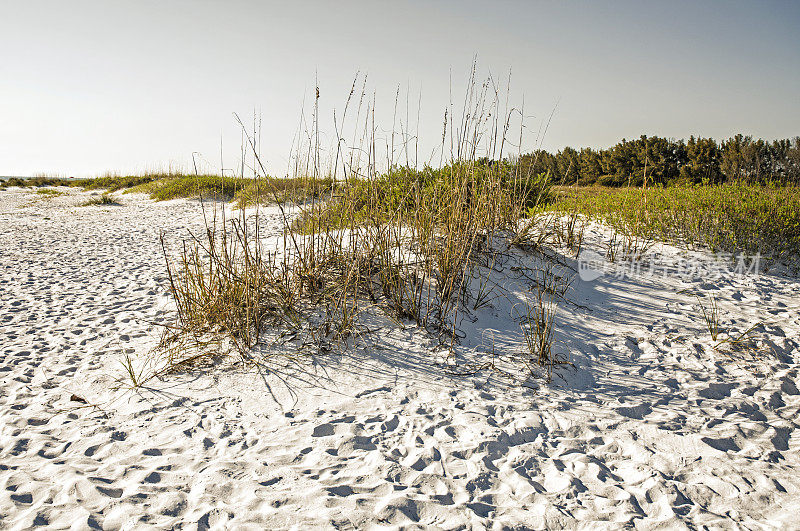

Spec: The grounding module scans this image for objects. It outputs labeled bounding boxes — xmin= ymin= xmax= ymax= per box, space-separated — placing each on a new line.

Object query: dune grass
xmin=0 ymin=176 xmax=73 ymax=189
xmin=153 ymin=69 xmax=798 ymax=386
xmin=2 ymin=172 xmax=331 ymax=206
xmin=126 ymin=174 xmax=247 ymax=200
xmin=123 ymin=173 xmax=335 ymax=205
xmin=548 ymin=183 xmax=800 ymax=261
xmin=35 ymin=188 xmax=65 ymax=197
xmin=81 ymin=174 xmax=163 ymax=192
xmin=46 ymin=66 xmax=784 ymax=387
xmin=293 ymin=163 xmax=550 ymax=232
xmin=0 ymin=173 xmax=160 ymax=191
xmin=154 ymin=70 xmax=569 ymax=385
xmin=82 ymin=193 xmax=121 ymax=206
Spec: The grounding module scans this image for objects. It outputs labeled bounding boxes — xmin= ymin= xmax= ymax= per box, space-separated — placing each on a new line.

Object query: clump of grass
xmin=157 ymin=67 xmax=567 ymax=384
xmin=515 ymin=266 xmax=571 ymax=382
xmin=552 ymin=210 xmax=586 ymax=257
xmin=82 ymin=193 xmax=120 ymax=206
xmin=117 ymin=352 xmax=147 ymax=389
xmin=691 ymin=292 xmax=764 ymax=355
xmin=287 ymin=162 xmax=552 ymax=339
xmin=697 ymin=294 xmax=721 ymax=342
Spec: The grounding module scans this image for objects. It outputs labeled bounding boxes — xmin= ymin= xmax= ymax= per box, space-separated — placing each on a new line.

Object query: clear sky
xmin=1 ymin=0 xmax=798 ymax=177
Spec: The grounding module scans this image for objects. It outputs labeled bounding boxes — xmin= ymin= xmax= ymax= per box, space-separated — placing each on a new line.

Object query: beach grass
xmin=154 ymin=69 xmax=569 ymax=383
xmin=35 ymin=188 xmax=65 ymax=197
xmin=548 ymin=183 xmax=800 ymax=260
xmin=122 ymin=173 xmax=334 ymax=205
xmin=7 ymin=73 xmax=793 ymax=386
xmin=149 ymin=64 xmax=800 ymax=385
xmin=82 ymin=193 xmax=121 ymax=206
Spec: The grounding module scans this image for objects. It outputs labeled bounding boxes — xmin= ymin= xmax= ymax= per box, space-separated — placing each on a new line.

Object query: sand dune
xmin=1 ymin=187 xmax=798 ymax=529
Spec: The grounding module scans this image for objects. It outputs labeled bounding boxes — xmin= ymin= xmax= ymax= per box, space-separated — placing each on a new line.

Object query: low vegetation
xmin=82 ymin=193 xmax=121 ymax=206
xmin=35 ymin=188 xmax=65 ymax=197
xmin=158 ymin=162 xmax=564 ymax=381
xmin=0 ymin=176 xmax=72 ymax=189
xmin=127 ymin=174 xmax=248 ymax=200
xmin=148 ymin=68 xmax=796 ymax=387
xmin=548 ymin=183 xmax=800 ymax=260
xmin=155 ymin=71 xmax=571 ymax=386
xmin=55 ymin=173 xmax=332 ymax=206
xmin=0 ymin=173 xmax=161 ymax=191
xmin=81 ymin=174 xmax=162 ymax=192
xmin=4 ymin=72 xmax=792 ymax=387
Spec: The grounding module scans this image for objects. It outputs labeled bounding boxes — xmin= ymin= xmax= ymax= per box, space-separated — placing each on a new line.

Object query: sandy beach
xmin=1 ymin=186 xmax=799 ymax=529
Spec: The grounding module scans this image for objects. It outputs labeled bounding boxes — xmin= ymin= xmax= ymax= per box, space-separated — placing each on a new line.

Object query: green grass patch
xmin=80 ymin=174 xmax=163 ymax=192
xmin=140 ymin=174 xmax=259 ymax=201
xmin=35 ymin=188 xmax=66 ymax=197
xmin=296 ymin=163 xmax=551 ymax=232
xmin=0 ymin=176 xmax=73 ymax=189
xmin=549 ymin=183 xmax=800 ymax=259
xmin=122 ymin=173 xmax=335 ymax=204
xmin=233 ymin=177 xmax=334 ymax=208
xmin=124 ymin=174 xmax=243 ymax=200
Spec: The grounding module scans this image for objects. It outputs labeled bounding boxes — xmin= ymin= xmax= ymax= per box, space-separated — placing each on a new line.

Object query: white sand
xmin=1 ymin=186 xmax=799 ymax=529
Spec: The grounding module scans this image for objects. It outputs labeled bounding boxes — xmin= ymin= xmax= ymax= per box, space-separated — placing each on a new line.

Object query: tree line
xmin=517 ymin=134 xmax=800 ymax=186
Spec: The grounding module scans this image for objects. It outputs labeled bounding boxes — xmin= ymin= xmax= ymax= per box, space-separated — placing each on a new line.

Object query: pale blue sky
xmin=1 ymin=0 xmax=798 ymax=176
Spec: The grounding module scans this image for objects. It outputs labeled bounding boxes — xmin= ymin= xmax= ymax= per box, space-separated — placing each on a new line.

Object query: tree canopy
xmin=518 ymin=135 xmax=800 ymax=186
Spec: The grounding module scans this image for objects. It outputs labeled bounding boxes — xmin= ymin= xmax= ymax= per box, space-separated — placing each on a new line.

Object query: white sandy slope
xmin=1 ymin=186 xmax=799 ymax=530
